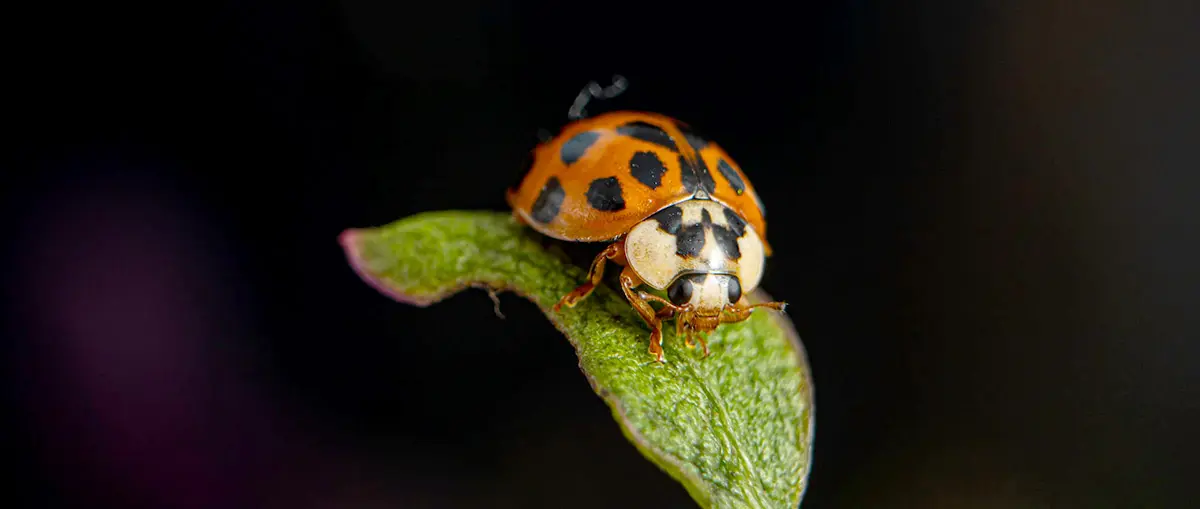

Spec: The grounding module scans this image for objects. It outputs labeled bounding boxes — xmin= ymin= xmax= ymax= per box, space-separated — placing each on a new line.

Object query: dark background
xmin=5 ymin=1 xmax=1198 ymax=508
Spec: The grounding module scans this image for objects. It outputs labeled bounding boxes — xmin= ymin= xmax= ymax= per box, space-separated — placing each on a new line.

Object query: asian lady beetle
xmin=507 ymin=77 xmax=785 ymax=363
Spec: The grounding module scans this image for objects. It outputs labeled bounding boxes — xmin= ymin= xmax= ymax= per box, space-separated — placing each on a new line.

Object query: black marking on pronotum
xmin=531 ymin=176 xmax=565 ymax=223
xmin=701 ymin=209 xmax=713 ymax=228
xmin=629 ymin=151 xmax=667 ymax=189
xmin=711 ymin=224 xmax=742 ymax=260
xmin=723 ymin=208 xmax=747 ymax=237
xmin=560 ymin=130 xmax=601 ymax=165
xmin=676 ymin=223 xmax=706 ymax=258
xmin=717 ymin=158 xmax=745 ymax=195
xmin=585 ymin=176 xmax=626 ymax=211
xmin=679 ymin=154 xmax=716 ymax=195
xmin=651 ymin=205 xmax=682 ymax=234
xmin=616 ymin=121 xmax=679 ymax=151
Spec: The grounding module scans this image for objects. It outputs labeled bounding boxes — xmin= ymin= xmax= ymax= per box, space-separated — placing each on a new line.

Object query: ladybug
xmin=507 ymin=77 xmax=785 ymax=363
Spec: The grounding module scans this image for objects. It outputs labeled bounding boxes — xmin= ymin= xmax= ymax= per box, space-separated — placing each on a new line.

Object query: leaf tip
xmin=337 ymin=227 xmax=362 ymax=251
xmin=338 ymin=227 xmax=432 ymax=307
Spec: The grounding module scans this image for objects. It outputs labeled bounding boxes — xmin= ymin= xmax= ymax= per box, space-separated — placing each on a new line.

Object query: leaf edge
xmin=337 ymin=222 xmax=815 ymax=509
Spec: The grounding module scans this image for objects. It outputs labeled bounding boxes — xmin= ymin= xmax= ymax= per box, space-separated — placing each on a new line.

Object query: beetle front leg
xmin=640 ymin=291 xmax=698 ymax=349
xmin=621 ymin=267 xmax=667 ymax=363
xmin=553 ymin=241 xmax=625 ymax=312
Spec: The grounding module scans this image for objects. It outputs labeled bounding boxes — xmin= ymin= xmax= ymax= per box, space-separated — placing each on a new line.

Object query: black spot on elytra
xmin=651 ymin=205 xmax=682 ymax=234
xmin=629 ymin=151 xmax=667 ymax=189
xmin=723 ymin=208 xmax=747 ymax=237
xmin=560 ymin=131 xmax=600 ymax=165
xmin=711 ymin=224 xmax=741 ymax=260
xmin=726 ymin=276 xmax=742 ymax=303
xmin=695 ymin=155 xmax=715 ymax=193
xmin=616 ymin=121 xmax=679 ymax=151
xmin=679 ymin=155 xmax=716 ymax=195
xmin=676 ymin=121 xmax=709 ymax=151
xmin=676 ymin=223 xmax=706 ymax=258
xmin=717 ymin=158 xmax=745 ymax=195
xmin=586 ymin=176 xmax=625 ymax=211
xmin=680 ymin=157 xmax=698 ymax=193
xmin=531 ymin=176 xmax=565 ymax=224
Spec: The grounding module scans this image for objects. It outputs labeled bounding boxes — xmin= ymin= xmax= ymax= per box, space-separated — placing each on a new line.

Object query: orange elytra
xmin=507 ymin=77 xmax=784 ymax=363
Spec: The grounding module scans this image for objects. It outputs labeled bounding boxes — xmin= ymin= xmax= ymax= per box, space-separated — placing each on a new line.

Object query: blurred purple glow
xmin=16 ymin=172 xmax=276 ymax=508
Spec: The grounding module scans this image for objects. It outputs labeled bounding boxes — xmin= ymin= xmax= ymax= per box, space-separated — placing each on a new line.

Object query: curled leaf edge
xmin=338 ymin=226 xmax=816 ymax=508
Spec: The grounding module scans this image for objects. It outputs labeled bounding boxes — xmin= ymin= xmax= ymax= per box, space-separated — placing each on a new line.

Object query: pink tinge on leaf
xmin=338 ymin=228 xmax=430 ymax=306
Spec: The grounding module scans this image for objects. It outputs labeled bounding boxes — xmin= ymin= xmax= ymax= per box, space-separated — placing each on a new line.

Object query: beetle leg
xmin=677 ymin=315 xmax=698 ymax=350
xmin=553 ymin=241 xmax=625 ymax=312
xmin=620 ymin=267 xmax=667 ymax=363
xmin=721 ymin=297 xmax=787 ymax=323
xmin=639 ymin=291 xmax=685 ymax=315
xmin=638 ymin=292 xmax=696 ymax=348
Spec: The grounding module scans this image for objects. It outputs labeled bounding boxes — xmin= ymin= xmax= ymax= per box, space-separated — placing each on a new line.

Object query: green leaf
xmin=339 ymin=210 xmax=815 ymax=509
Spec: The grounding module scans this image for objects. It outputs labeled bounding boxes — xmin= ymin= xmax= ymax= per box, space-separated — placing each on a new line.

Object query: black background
xmin=6 ymin=1 xmax=1199 ymax=508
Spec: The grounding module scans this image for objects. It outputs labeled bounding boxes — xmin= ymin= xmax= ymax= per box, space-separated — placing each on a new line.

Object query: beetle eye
xmin=726 ymin=277 xmax=742 ymax=304
xmin=668 ymin=277 xmax=694 ymax=306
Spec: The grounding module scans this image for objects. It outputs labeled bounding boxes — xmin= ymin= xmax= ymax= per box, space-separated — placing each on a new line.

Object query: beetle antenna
xmin=567 ymin=75 xmax=628 ymax=120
